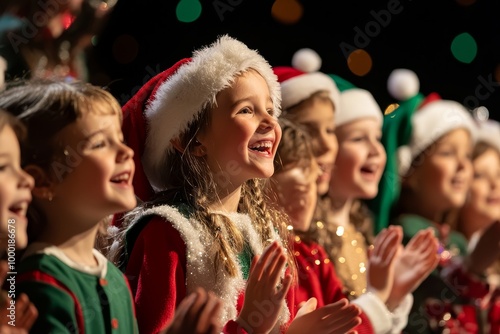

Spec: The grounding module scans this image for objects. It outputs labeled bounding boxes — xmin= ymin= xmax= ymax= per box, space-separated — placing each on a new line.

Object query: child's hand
xmin=287 ymin=298 xmax=361 ymax=334
xmin=386 ymin=228 xmax=440 ymax=310
xmin=161 ymin=287 xmax=223 ymax=334
xmin=366 ymin=226 xmax=402 ymax=304
xmin=465 ymin=220 xmax=500 ymax=276
xmin=0 ymin=325 xmax=29 ymax=333
xmin=236 ymin=241 xmax=293 ymax=334
xmin=0 ymin=261 xmax=37 ymax=330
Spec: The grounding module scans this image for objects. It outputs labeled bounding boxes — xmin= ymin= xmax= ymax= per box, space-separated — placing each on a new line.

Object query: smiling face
xmin=460 ymin=146 xmax=500 ymax=233
xmin=329 ymin=118 xmax=386 ymax=200
xmin=49 ymin=112 xmax=137 ymax=223
xmin=272 ymin=164 xmax=319 ymax=232
xmin=405 ymin=128 xmax=473 ymax=213
xmin=0 ymin=125 xmax=34 ymax=249
xmin=197 ymin=70 xmax=282 ymax=189
xmin=285 ymin=93 xmax=337 ymax=196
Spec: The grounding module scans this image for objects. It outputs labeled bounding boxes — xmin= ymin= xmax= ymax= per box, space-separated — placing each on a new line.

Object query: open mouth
xmin=249 ymin=140 xmax=273 ymax=156
xmin=451 ymin=178 xmax=466 ymax=188
xmin=8 ymin=201 xmax=28 ymax=219
xmin=110 ymin=171 xmax=131 ymax=186
xmin=360 ymin=164 xmax=379 ymax=180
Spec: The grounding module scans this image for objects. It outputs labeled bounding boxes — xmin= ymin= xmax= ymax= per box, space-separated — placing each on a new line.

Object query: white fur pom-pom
xmin=387 ymin=69 xmax=420 ymax=101
xmin=292 ymin=48 xmax=322 ymax=73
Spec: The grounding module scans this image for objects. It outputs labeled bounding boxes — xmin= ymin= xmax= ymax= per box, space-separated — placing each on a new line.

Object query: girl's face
xmin=461 ymin=148 xmax=500 ymax=229
xmin=405 ymin=128 xmax=473 ymax=212
xmin=329 ymin=118 xmax=386 ymax=200
xmin=198 ymin=71 xmax=281 ymax=188
xmin=0 ymin=125 xmax=34 ymax=249
xmin=290 ymin=99 xmax=337 ymax=196
xmin=50 ymin=112 xmax=136 ymax=222
xmin=272 ymin=165 xmax=319 ymax=232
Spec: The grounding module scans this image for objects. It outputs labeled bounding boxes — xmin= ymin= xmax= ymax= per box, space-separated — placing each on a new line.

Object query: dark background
xmin=90 ymin=0 xmax=500 ymax=121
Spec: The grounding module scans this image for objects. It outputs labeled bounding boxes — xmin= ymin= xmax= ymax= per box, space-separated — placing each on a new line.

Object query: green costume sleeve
xmin=17 ymin=281 xmax=78 ymax=333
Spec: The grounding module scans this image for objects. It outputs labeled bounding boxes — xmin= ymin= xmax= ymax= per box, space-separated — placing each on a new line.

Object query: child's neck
xmin=327 ymin=195 xmax=353 ymax=227
xmin=209 ymin=186 xmax=242 ymax=213
xmin=37 ymin=211 xmax=101 ymax=267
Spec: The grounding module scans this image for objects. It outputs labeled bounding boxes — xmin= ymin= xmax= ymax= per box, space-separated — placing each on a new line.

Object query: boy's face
xmin=49 ymin=112 xmax=137 ymax=223
xmin=272 ymin=165 xmax=319 ymax=232
xmin=405 ymin=128 xmax=473 ymax=212
xmin=0 ymin=125 xmax=34 ymax=249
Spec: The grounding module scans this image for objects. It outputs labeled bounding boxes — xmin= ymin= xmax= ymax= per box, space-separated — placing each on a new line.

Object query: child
xmin=457 ymin=118 xmax=500 ymax=334
xmin=373 ymin=68 xmax=500 ymax=333
xmin=457 ymin=118 xmax=500 ymax=242
xmin=0 ymin=80 xmax=224 ymax=334
xmin=271 ymin=118 xmax=439 ymax=333
xmin=0 ymin=109 xmax=37 ymax=333
xmin=273 ymin=48 xmax=340 ymax=198
xmin=115 ymin=35 xmax=362 ymax=334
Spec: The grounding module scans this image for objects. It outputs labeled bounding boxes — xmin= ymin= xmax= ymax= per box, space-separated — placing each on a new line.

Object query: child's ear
xmin=170 ymin=138 xmax=185 ymax=154
xmin=170 ymin=137 xmax=206 ymax=157
xmin=24 ymin=164 xmax=55 ymax=200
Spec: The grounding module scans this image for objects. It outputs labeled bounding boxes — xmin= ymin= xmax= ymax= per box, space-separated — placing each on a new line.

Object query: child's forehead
xmin=58 ymin=112 xmax=122 ymax=140
xmin=0 ymin=125 xmax=20 ymax=155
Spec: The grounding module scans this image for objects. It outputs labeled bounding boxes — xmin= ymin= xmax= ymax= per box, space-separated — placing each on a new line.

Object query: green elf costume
xmin=367 ymin=68 xmax=490 ymax=333
xmin=16 ymin=244 xmax=138 ymax=333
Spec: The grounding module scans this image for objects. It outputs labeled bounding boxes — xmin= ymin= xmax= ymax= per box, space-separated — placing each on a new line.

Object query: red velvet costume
xmin=123 ymin=205 xmax=294 ymax=334
xmin=293 ymin=235 xmax=413 ymax=334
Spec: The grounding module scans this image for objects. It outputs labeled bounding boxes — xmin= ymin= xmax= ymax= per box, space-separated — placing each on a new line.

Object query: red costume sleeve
xmin=293 ymin=240 xmax=374 ymax=334
xmin=125 ymin=216 xmax=187 ymax=333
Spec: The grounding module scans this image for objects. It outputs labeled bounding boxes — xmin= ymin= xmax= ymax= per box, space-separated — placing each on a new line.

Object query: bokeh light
xmin=272 ymin=0 xmax=303 ymax=25
xmin=451 ymin=32 xmax=477 ymax=64
xmin=112 ymin=34 xmax=139 ymax=64
xmin=494 ymin=63 xmax=500 ymax=83
xmin=347 ymin=49 xmax=372 ymax=76
xmin=176 ymin=0 xmax=202 ymax=23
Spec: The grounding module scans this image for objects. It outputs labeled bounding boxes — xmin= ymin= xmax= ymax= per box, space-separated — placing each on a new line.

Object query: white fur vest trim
xmin=135 ymin=205 xmax=290 ymax=332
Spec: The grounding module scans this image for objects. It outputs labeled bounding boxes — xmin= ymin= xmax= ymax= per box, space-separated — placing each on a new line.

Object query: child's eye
xmin=267 ymin=109 xmax=274 ymax=116
xmin=238 ymin=108 xmax=253 ymax=115
xmin=326 ymin=128 xmax=336 ymax=135
xmin=0 ymin=164 xmax=6 ymax=171
xmin=91 ymin=141 xmax=106 ymax=149
xmin=474 ymin=172 xmax=485 ymax=179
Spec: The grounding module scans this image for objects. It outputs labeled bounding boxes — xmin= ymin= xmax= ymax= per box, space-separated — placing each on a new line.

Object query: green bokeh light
xmin=451 ymin=32 xmax=477 ymax=64
xmin=176 ymin=0 xmax=202 ymax=23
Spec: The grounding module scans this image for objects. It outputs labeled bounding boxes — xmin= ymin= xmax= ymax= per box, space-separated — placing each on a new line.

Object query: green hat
xmin=366 ymin=69 xmax=476 ymax=234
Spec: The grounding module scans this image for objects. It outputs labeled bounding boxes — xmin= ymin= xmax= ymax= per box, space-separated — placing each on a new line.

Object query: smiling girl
xmin=115 ymin=35 xmax=361 ymax=334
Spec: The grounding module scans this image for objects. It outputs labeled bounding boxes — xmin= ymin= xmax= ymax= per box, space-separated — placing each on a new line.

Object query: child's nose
xmin=19 ymin=169 xmax=34 ymax=190
xmin=117 ymin=142 xmax=134 ymax=161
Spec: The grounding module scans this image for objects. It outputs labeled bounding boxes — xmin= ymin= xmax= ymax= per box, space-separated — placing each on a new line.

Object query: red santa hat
xmin=273 ymin=48 xmax=340 ymax=113
xmin=121 ymin=35 xmax=282 ymax=202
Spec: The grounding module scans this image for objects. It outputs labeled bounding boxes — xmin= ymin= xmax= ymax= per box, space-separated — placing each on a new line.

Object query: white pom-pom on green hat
xmin=387 ymin=68 xmax=420 ymax=101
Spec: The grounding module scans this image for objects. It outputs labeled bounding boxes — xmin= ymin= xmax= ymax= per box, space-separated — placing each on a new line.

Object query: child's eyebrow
xmin=83 ymin=129 xmax=106 ymax=140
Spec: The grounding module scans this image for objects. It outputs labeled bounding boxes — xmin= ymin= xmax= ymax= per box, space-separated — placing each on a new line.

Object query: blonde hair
xmin=116 ymin=104 xmax=295 ymax=277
